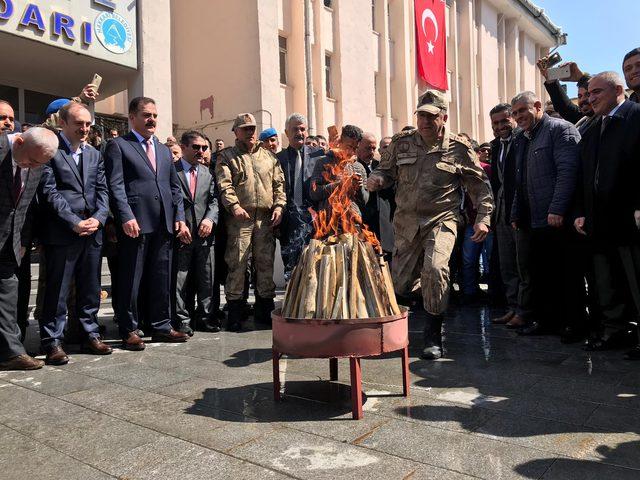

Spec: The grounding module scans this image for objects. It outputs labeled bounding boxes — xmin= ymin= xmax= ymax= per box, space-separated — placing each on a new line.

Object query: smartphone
xmin=547 ymin=64 xmax=571 ymax=81
xmin=546 ymin=52 xmax=562 ymax=67
xmin=90 ymin=73 xmax=103 ymax=92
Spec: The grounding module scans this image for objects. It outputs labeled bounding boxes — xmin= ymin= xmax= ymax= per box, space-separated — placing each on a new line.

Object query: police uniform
xmin=215 ymin=113 xmax=286 ymax=329
xmin=370 ymin=91 xmax=493 ymax=358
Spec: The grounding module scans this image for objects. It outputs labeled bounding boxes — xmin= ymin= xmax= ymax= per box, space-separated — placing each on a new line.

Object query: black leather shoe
xmin=177 ymin=323 xmax=194 ymax=337
xmin=194 ymin=318 xmax=221 ymax=333
xmin=561 ymin=327 xmax=586 ymax=344
xmin=517 ymin=321 xmax=547 ymax=336
xmin=625 ymin=346 xmax=640 ymax=360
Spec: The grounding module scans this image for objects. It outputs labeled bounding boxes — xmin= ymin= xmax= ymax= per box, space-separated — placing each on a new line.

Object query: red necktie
xmin=13 ymin=166 xmax=22 ymax=204
xmin=145 ymin=139 xmax=157 ymax=172
xmin=190 ymin=165 xmax=197 ymax=199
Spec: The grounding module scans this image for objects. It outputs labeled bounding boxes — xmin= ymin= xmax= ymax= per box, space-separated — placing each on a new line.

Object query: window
xmin=325 ymin=54 xmax=333 ymax=98
xmin=279 ymin=36 xmax=287 ymax=85
xmin=372 ymin=0 xmax=376 ymax=31
xmin=324 ymin=0 xmax=332 ymax=8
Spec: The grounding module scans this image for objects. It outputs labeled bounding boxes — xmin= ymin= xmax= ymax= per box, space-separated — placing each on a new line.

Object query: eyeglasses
xmin=0 ymin=115 xmax=14 ymax=122
xmin=191 ymin=144 xmax=209 ymax=152
xmin=478 ymin=148 xmax=491 ymax=153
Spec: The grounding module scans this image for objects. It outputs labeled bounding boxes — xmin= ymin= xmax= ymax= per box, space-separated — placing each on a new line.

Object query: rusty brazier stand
xmin=271 ymin=308 xmax=410 ymax=419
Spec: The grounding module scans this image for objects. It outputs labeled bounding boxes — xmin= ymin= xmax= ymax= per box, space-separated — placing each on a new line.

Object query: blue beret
xmin=45 ymin=98 xmax=71 ymax=116
xmin=259 ymin=127 xmax=278 ymax=142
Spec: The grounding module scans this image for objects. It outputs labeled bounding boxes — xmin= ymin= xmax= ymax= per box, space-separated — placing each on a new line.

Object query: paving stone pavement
xmin=2 ymin=262 xmax=640 ymax=479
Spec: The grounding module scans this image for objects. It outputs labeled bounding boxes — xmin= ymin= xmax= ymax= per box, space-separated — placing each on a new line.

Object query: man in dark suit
xmin=510 ymin=91 xmax=584 ymax=340
xmin=276 ymin=113 xmax=323 ymax=278
xmin=487 ymin=104 xmax=531 ymax=328
xmin=0 ymin=127 xmax=58 ymax=370
xmin=37 ymin=102 xmax=111 ymax=365
xmin=356 ymin=132 xmax=394 ymax=257
xmin=173 ymin=131 xmax=219 ymax=335
xmin=574 ymin=72 xmax=640 ymax=358
xmin=105 ymin=97 xmax=190 ymax=351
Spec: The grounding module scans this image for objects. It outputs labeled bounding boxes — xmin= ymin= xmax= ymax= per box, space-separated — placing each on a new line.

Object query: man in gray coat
xmin=0 ymin=127 xmax=58 ymax=370
xmin=173 ymin=131 xmax=219 ymax=335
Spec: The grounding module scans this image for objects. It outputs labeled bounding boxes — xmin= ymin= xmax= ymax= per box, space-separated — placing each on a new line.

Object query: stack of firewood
xmin=281 ymin=233 xmax=401 ymax=319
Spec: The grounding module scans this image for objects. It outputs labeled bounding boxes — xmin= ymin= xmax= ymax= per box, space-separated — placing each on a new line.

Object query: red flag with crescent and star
xmin=415 ymin=0 xmax=448 ymax=90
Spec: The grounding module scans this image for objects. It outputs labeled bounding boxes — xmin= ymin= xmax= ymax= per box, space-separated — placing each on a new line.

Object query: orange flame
xmin=310 ymin=144 xmax=382 ymax=253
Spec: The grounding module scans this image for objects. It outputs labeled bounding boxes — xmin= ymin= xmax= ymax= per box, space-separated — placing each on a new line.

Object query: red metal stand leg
xmin=330 ymin=358 xmax=338 ymax=381
xmin=272 ymin=350 xmax=281 ymax=401
xmin=401 ymin=346 xmax=410 ymax=397
xmin=349 ymin=357 xmax=363 ymax=420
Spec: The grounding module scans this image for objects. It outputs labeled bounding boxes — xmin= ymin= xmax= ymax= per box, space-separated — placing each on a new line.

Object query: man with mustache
xmin=173 ymin=130 xmax=219 ymax=335
xmin=216 ymin=113 xmax=286 ymax=330
xmin=276 ymin=113 xmax=323 ymax=279
xmin=368 ymin=90 xmax=493 ymax=360
xmin=105 ymin=97 xmax=190 ymax=351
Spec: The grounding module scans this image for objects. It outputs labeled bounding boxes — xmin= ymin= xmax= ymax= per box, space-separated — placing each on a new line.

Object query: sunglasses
xmin=478 ymin=148 xmax=491 ymax=153
xmin=0 ymin=115 xmax=14 ymax=122
xmin=191 ymin=144 xmax=209 ymax=152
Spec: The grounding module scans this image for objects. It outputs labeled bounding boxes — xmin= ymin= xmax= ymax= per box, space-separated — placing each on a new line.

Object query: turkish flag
xmin=415 ymin=0 xmax=448 ymax=91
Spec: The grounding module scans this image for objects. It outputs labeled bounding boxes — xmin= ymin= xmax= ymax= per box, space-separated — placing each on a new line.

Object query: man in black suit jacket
xmin=37 ymin=103 xmax=112 ymax=365
xmin=276 ymin=113 xmax=323 ymax=278
xmin=0 ymin=128 xmax=58 ymax=370
xmin=173 ymin=131 xmax=219 ymax=335
xmin=356 ymin=132 xmax=394 ymax=257
xmin=487 ymin=104 xmax=531 ymax=328
xmin=574 ymin=72 xmax=640 ymax=357
xmin=105 ymin=97 xmax=190 ymax=351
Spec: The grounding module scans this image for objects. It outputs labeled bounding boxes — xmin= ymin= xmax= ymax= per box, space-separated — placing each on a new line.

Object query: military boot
xmin=421 ymin=313 xmax=444 ymax=360
xmin=226 ymin=300 xmax=246 ymax=332
xmin=254 ymin=297 xmax=275 ymax=326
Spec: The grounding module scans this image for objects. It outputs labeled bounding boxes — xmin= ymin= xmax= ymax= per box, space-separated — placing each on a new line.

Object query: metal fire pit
xmin=271 ymin=307 xmax=409 ymax=419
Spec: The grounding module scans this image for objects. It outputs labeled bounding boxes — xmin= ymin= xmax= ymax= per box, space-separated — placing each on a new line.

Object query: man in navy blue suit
xmin=105 ymin=97 xmax=190 ymax=350
xmin=38 ymin=102 xmax=112 ymax=364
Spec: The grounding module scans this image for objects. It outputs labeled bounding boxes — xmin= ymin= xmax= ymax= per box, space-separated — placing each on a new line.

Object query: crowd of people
xmin=0 ymin=46 xmax=639 ymax=371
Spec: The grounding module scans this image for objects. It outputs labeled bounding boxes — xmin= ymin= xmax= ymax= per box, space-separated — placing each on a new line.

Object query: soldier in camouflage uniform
xmin=215 ymin=113 xmax=287 ymax=330
xmin=367 ymin=91 xmax=494 ymax=359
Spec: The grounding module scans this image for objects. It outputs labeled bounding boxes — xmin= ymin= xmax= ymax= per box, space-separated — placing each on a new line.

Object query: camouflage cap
xmin=231 ymin=113 xmax=257 ymax=131
xmin=415 ymin=90 xmax=448 ymax=115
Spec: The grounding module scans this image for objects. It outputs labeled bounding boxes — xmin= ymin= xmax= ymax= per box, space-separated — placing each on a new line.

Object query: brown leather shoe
xmin=122 ymin=332 xmax=146 ymax=351
xmin=83 ymin=337 xmax=113 ymax=355
xmin=492 ymin=311 xmax=515 ymax=324
xmin=506 ymin=314 xmax=527 ymax=329
xmin=45 ymin=346 xmax=69 ymax=366
xmin=152 ymin=329 xmax=189 ymax=343
xmin=0 ymin=354 xmax=44 ymax=371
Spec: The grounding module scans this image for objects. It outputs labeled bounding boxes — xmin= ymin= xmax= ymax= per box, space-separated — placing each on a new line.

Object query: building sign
xmin=0 ymin=0 xmax=137 ymax=68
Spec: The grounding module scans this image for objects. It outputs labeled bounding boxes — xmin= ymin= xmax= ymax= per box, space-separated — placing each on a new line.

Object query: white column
xmin=127 ymin=0 xmax=174 ymax=139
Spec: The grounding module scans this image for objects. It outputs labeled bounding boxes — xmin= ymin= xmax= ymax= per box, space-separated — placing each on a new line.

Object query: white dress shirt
xmin=59 ymin=132 xmax=87 ymax=166
xmin=7 ymin=133 xmax=28 ymax=190
xmin=180 ymin=158 xmax=198 ymax=190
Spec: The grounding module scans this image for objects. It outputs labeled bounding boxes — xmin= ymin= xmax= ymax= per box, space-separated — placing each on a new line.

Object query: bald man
xmin=0 ymin=127 xmax=58 ymax=370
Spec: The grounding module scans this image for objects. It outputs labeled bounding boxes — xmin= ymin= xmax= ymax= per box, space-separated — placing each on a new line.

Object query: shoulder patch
xmin=449 ymin=133 xmax=473 ymax=149
xmin=391 ymin=129 xmax=415 ymax=143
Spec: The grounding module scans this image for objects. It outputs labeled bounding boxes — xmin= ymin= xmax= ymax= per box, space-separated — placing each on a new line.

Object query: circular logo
xmin=95 ymin=12 xmax=133 ymax=54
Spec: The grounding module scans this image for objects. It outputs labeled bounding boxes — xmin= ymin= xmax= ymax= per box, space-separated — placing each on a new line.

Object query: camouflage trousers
xmin=392 ymin=219 xmax=458 ymax=315
xmin=224 ymin=209 xmax=276 ymax=301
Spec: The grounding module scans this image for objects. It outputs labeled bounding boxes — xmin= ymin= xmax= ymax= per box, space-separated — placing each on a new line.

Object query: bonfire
xmin=281 ymin=146 xmax=400 ymax=319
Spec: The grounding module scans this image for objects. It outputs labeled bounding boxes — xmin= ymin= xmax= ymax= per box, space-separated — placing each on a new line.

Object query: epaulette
xmin=390 ymin=129 xmax=415 ymax=143
xmin=449 ymin=132 xmax=473 ymax=149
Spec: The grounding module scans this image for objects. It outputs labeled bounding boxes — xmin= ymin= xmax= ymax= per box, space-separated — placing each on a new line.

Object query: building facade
xmin=0 ymin=0 xmax=562 ymax=143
